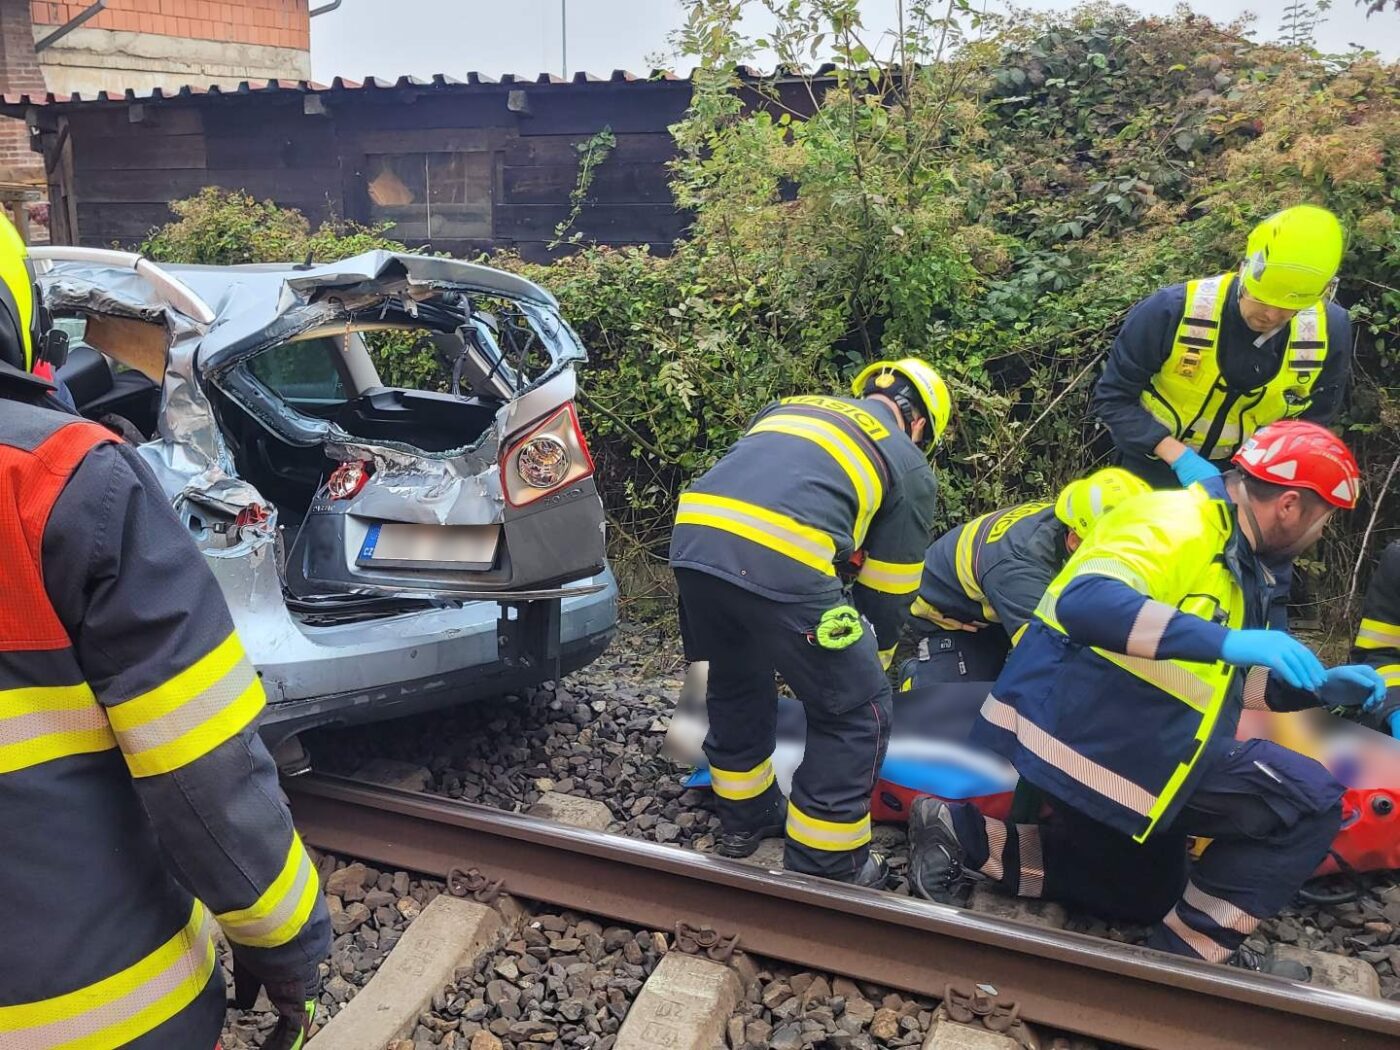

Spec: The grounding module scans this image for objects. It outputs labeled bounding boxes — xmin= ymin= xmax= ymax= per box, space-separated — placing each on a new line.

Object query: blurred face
xmin=1237 ymin=291 xmax=1300 ymax=335
xmin=1253 ymin=489 xmax=1336 ymax=558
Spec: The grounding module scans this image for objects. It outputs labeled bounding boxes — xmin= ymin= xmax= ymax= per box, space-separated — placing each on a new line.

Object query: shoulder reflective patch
xmin=985 ymin=502 xmax=1051 ymax=545
xmin=780 ymin=396 xmax=891 ymax=440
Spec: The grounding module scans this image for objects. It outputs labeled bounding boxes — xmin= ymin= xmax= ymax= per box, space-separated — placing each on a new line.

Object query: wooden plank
xmin=344 ymin=126 xmax=505 ymax=156
xmin=501 ymin=163 xmax=674 ymax=205
xmin=76 ymin=167 xmax=341 ymax=205
xmin=73 ymin=133 xmax=207 ymax=172
xmin=75 ymin=202 xmax=176 ymax=246
xmin=206 ymin=127 xmax=339 ymax=170
xmin=493 ymin=203 xmax=685 ymax=243
xmin=334 ymin=93 xmax=512 ymax=132
xmin=502 ymin=132 xmax=678 ymax=167
xmin=71 ymin=104 xmax=205 ymax=137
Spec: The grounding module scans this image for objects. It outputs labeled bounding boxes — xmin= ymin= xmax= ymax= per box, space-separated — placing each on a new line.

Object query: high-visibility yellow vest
xmin=1140 ymin=272 xmax=1328 ymax=458
xmin=1033 ymin=488 xmax=1247 ymax=840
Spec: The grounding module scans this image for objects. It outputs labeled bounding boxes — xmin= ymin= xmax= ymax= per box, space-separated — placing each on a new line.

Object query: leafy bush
xmin=140 ymin=5 xmax=1400 ymax=636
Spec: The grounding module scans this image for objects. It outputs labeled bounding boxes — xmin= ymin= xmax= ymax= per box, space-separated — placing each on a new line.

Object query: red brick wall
xmin=30 ymin=0 xmax=311 ymax=51
xmin=0 ymin=0 xmax=45 ymax=176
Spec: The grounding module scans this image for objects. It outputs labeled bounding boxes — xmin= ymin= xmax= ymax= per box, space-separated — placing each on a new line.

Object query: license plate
xmin=357 ymin=523 xmax=499 ymax=571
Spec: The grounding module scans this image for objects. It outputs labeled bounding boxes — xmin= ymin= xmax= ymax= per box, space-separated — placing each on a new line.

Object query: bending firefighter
xmin=1350 ymin=540 xmax=1400 ymax=738
xmin=907 ymin=420 xmax=1387 ymax=977
xmin=0 ymin=218 xmax=330 ymax=1049
xmin=1093 ymin=205 xmax=1351 ymax=489
xmin=670 ymin=360 xmax=949 ymax=885
xmin=903 ymin=467 xmax=1151 ymax=688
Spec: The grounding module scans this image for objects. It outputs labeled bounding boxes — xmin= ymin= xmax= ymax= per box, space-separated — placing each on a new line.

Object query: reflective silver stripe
xmin=112 ymin=656 xmax=258 ymax=757
xmin=1289 ymin=307 xmax=1323 ymax=362
xmin=980 ymin=696 xmax=1158 ymax=818
xmin=1357 ymin=619 xmax=1400 ymax=649
xmin=1018 ymin=824 xmax=1045 ymax=898
xmin=2 ymin=904 xmax=216 ymax=1047
xmin=0 ymin=704 xmax=108 ymax=748
xmin=676 ymin=493 xmax=837 ymax=574
xmin=981 ymin=816 xmax=1006 ymax=882
xmin=1164 ymin=906 xmax=1232 ymax=963
xmin=1185 ymin=274 xmax=1227 ymax=326
xmin=1125 ymin=600 xmax=1175 ymax=660
xmin=1242 ymin=666 xmax=1271 ymax=710
xmin=1100 ymin=650 xmax=1217 ymax=711
xmin=1377 ymin=664 xmax=1400 ymax=688
xmin=1183 ymin=881 xmax=1260 ymax=935
xmin=221 ymin=847 xmax=317 ymax=946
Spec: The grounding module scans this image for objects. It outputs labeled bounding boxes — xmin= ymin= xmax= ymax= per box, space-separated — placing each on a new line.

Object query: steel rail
xmin=289 ymin=774 xmax=1400 ymax=1050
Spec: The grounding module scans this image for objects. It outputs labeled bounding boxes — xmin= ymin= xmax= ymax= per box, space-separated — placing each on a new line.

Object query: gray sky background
xmin=309 ymin=1 xmax=1399 ymax=83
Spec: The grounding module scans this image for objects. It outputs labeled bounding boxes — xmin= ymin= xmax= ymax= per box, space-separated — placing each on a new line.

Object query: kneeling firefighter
xmin=902 ymin=467 xmax=1151 ymax=688
xmin=1348 ymin=539 xmax=1400 ymax=738
xmin=908 ymin=420 xmax=1387 ymax=976
xmin=670 ymin=360 xmax=950 ymax=885
xmin=0 ymin=217 xmax=330 ymax=1048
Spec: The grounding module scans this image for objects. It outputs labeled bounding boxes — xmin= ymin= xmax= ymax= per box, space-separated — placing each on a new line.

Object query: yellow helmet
xmin=1240 ymin=204 xmax=1345 ymax=311
xmin=0 ymin=212 xmax=38 ymax=372
xmin=850 ymin=358 xmax=952 ymax=448
xmin=1055 ymin=467 xmax=1152 ymax=536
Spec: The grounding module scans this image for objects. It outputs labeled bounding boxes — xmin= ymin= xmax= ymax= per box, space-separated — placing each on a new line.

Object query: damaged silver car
xmin=37 ymin=247 xmax=618 ymax=761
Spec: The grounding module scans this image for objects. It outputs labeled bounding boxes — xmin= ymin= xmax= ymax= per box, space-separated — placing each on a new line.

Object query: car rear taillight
xmin=502 ymin=403 xmax=595 ymax=507
xmin=327 ymin=460 xmax=372 ymax=500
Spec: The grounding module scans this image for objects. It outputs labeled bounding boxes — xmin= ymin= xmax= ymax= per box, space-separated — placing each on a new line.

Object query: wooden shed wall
xmin=40 ymin=81 xmax=694 ymax=260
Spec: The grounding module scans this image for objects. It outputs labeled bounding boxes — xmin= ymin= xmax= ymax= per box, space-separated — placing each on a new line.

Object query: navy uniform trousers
xmin=946 ymin=736 xmax=1343 ymax=962
xmin=676 ymin=568 xmax=892 ymax=880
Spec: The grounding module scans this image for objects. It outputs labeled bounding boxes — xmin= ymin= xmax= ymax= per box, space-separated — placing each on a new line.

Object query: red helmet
xmin=1232 ymin=420 xmax=1361 ymax=509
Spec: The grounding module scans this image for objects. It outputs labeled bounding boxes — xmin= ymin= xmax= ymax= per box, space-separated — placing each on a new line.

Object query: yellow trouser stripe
xmin=0 ymin=682 xmax=116 ymax=774
xmin=750 ymin=414 xmax=884 ymax=546
xmin=710 ymin=758 xmax=776 ymax=801
xmin=857 ymin=557 xmax=921 ymax=595
xmin=0 ymin=902 xmax=216 ymax=1048
xmin=217 ymin=832 xmax=321 ymax=948
xmin=785 ymin=802 xmax=871 ymax=851
xmin=1356 ymin=618 xmax=1400 ymax=650
xmin=109 ymin=633 xmax=266 ymax=777
xmin=676 ymin=493 xmax=837 ymax=576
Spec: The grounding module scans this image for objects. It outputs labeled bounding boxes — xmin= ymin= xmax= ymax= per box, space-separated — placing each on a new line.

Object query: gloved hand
xmin=1388 ymin=711 xmax=1400 ymax=739
xmin=1318 ymin=665 xmax=1387 ymax=713
xmin=1171 ymin=448 xmax=1222 ymax=487
xmin=1220 ymin=629 xmax=1327 ymax=691
xmin=232 ymin=956 xmax=319 ymax=1050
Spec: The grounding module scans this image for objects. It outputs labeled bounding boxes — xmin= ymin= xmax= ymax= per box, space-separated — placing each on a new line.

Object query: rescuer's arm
xmin=855 ymin=463 xmax=938 ymax=662
xmin=1299 ymin=302 xmax=1353 ymax=429
xmin=1091 ymin=288 xmax=1181 ymax=462
xmin=980 ymin=556 xmax=1053 ymax=643
xmin=41 ymin=443 xmax=331 ymax=991
xmin=1346 ymin=542 xmax=1400 ymax=733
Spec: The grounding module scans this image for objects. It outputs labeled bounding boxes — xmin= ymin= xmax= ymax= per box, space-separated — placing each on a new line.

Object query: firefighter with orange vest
xmin=1093 ymin=205 xmax=1351 ymax=490
xmin=0 ymin=218 xmax=329 ymax=1048
xmin=902 ymin=467 xmax=1152 ymax=688
xmin=908 ymin=420 xmax=1386 ymax=977
xmin=670 ymin=360 xmax=950 ymax=885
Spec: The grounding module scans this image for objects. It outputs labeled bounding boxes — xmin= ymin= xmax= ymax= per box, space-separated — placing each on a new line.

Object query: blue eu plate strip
xmin=358 ymin=523 xmax=382 ymax=561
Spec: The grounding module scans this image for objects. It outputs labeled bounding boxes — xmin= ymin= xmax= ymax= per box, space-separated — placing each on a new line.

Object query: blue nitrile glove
xmin=1220 ymin=629 xmax=1327 ymax=692
xmin=1171 ymin=448 xmax=1223 ymax=487
xmin=1319 ymin=665 xmax=1387 ymax=713
xmin=1388 ymin=711 xmax=1400 ymax=739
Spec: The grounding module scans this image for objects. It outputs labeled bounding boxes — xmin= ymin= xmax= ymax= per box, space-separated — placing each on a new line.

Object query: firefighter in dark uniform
xmin=902 ymin=467 xmax=1151 ymax=688
xmin=907 ymin=421 xmax=1386 ymax=977
xmin=1349 ymin=540 xmax=1400 ymax=738
xmin=0 ymin=217 xmax=330 ymax=1049
xmin=670 ymin=359 xmax=950 ymax=885
xmin=1092 ymin=205 xmax=1351 ymax=490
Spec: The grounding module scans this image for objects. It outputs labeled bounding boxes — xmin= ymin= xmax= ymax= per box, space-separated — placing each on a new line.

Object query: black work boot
xmin=846 ymin=852 xmax=890 ymax=889
xmin=1227 ymin=943 xmax=1311 ymax=981
xmin=907 ymin=797 xmax=975 ymax=902
xmin=714 ymin=796 xmax=787 ymax=859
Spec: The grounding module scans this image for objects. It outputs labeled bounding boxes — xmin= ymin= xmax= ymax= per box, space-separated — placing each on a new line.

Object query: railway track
xmin=287 ymin=774 xmax=1400 ymax=1050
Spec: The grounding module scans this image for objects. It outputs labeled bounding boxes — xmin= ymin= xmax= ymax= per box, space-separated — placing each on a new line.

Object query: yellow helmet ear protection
xmin=0 ymin=213 xmax=57 ymax=374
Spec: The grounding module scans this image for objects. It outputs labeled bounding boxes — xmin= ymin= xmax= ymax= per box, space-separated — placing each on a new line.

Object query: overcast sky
xmin=309 ymin=1 xmax=1399 ymax=82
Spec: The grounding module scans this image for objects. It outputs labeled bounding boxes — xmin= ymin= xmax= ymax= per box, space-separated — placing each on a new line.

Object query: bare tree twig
xmin=989 ymin=349 xmax=1105 ymax=475
xmin=1347 ymin=451 xmax=1400 ymax=611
